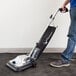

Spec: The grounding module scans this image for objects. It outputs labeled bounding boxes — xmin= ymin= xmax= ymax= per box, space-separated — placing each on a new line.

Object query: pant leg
xmin=68 ymin=7 xmax=76 ymax=42
xmin=61 ymin=7 xmax=76 ymax=62
xmin=61 ymin=38 xmax=75 ymax=62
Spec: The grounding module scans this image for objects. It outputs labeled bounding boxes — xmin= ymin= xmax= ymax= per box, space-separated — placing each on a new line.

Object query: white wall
xmin=0 ymin=0 xmax=70 ymax=48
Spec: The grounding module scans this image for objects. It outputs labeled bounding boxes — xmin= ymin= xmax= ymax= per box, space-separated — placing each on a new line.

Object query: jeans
xmin=61 ymin=7 xmax=76 ymax=62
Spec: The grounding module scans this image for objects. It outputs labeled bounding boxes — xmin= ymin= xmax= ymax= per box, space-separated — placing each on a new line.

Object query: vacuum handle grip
xmin=59 ymin=7 xmax=68 ymax=13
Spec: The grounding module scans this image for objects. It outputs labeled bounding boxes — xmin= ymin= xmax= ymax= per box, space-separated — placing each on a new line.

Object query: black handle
xmin=59 ymin=7 xmax=68 ymax=13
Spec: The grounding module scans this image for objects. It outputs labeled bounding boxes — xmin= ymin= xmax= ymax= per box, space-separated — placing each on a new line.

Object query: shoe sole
xmin=50 ymin=63 xmax=70 ymax=68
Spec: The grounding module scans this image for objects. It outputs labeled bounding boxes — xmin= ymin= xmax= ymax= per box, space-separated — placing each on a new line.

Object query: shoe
xmin=50 ymin=60 xmax=70 ymax=68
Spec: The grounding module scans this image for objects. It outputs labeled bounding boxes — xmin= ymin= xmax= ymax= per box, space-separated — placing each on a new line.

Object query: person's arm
xmin=61 ymin=0 xmax=70 ymax=11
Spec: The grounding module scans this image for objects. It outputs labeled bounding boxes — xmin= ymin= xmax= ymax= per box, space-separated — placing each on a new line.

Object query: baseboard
xmin=0 ymin=48 xmax=76 ymax=53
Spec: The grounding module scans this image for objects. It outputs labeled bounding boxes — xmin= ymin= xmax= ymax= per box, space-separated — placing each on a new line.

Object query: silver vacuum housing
xmin=6 ymin=55 xmax=36 ymax=71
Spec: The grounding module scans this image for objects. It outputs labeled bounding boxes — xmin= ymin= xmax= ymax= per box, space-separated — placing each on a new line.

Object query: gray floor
xmin=0 ymin=53 xmax=76 ymax=76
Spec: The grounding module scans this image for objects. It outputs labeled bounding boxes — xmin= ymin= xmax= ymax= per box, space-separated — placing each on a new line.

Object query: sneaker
xmin=50 ymin=60 xmax=70 ymax=68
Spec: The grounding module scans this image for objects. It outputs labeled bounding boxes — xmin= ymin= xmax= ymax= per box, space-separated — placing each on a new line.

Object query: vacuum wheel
xmin=32 ymin=62 xmax=37 ymax=67
xmin=31 ymin=59 xmax=37 ymax=67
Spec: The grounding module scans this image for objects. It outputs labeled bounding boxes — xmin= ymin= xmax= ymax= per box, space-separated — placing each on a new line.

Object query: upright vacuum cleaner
xmin=6 ymin=8 xmax=68 ymax=71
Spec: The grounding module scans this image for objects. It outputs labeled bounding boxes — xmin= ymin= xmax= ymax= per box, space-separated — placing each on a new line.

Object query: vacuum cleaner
xmin=6 ymin=8 xmax=68 ymax=72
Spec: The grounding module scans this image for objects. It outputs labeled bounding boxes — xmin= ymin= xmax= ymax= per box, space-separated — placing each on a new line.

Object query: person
xmin=50 ymin=0 xmax=76 ymax=67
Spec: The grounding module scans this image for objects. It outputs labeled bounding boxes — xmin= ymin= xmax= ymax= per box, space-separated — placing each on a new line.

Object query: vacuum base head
xmin=6 ymin=55 xmax=34 ymax=72
xmin=6 ymin=61 xmax=33 ymax=72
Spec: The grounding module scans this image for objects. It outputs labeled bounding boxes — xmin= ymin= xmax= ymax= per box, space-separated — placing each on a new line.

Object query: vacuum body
xmin=6 ymin=26 xmax=56 ymax=71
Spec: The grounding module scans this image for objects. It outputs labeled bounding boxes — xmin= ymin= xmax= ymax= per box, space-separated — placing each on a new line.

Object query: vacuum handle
xmin=59 ymin=7 xmax=68 ymax=13
xmin=49 ymin=7 xmax=68 ymax=25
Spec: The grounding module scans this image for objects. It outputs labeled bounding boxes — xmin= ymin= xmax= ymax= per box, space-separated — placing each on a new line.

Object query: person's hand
xmin=61 ymin=5 xmax=66 ymax=11
xmin=59 ymin=5 xmax=68 ymax=13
